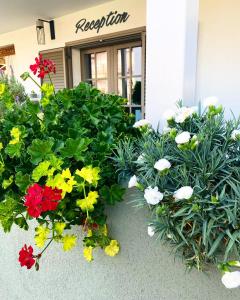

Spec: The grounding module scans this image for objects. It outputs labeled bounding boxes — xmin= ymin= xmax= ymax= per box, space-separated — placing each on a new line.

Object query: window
xmin=81 ymin=41 xmax=144 ymax=120
xmin=41 ymin=48 xmax=66 ymax=91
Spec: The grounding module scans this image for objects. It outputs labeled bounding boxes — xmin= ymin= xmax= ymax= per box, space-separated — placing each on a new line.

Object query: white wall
xmin=145 ymin=0 xmax=199 ymax=129
xmin=0 ymin=0 xmax=146 ymax=93
xmin=197 ymin=0 xmax=240 ymax=117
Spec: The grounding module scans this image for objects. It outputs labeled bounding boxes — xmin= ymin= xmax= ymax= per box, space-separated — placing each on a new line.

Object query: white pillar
xmin=145 ymin=0 xmax=199 ymax=129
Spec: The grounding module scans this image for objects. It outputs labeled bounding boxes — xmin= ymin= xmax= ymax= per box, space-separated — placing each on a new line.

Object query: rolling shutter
xmin=41 ymin=49 xmax=66 ymax=91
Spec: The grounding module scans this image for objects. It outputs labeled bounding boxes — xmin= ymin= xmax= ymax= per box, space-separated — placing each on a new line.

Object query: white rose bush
xmin=114 ymin=101 xmax=240 ymax=288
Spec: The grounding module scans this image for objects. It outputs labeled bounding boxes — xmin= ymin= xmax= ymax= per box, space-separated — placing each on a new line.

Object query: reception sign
xmin=75 ymin=11 xmax=130 ymax=34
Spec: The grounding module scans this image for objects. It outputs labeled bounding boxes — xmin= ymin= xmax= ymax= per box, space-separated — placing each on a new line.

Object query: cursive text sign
xmin=75 ymin=11 xmax=130 ymax=34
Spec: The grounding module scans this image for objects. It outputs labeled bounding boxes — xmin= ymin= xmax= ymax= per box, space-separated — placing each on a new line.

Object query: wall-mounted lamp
xmin=36 ymin=19 xmax=55 ymax=45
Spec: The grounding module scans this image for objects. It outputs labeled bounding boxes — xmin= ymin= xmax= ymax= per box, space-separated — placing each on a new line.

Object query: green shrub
xmin=114 ymin=102 xmax=240 ymax=271
xmin=0 ymin=55 xmax=134 ymax=270
xmin=0 ymin=72 xmax=27 ymax=104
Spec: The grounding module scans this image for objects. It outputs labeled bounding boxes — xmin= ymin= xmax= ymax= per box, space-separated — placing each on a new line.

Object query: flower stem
xmin=40 ymin=238 xmax=53 ymax=256
xmin=48 ymin=74 xmax=56 ymax=96
xmin=29 ymin=75 xmax=41 ymax=89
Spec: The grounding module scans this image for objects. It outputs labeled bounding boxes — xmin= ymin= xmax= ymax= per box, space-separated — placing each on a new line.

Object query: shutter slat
xmin=41 ymin=50 xmax=65 ymax=91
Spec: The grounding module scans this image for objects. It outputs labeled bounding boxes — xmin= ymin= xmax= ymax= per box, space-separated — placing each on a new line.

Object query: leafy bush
xmin=0 ymin=55 xmax=134 ymax=270
xmin=114 ymin=101 xmax=240 ymax=274
xmin=0 ymin=71 xmax=27 ymax=104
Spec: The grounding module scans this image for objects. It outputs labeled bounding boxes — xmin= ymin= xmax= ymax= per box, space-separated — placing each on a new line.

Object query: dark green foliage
xmin=114 ymin=108 xmax=240 ymax=270
xmin=0 ymin=82 xmax=134 ymax=232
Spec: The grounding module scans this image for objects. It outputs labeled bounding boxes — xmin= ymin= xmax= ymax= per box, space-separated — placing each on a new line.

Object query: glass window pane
xmin=132 ymin=107 xmax=142 ymax=121
xmin=132 ymin=47 xmax=142 ymax=76
xmin=97 ymin=79 xmax=108 ymax=93
xmin=118 ymin=48 xmax=130 ymax=76
xmin=118 ymin=78 xmax=130 ymax=104
xmin=96 ymin=52 xmax=107 ymax=78
xmin=84 ymin=54 xmax=95 ymax=79
xmin=132 ymin=77 xmax=142 ymax=105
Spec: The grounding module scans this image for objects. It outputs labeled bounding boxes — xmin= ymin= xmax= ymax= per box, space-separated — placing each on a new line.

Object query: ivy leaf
xmin=14 ymin=217 xmax=29 ymax=230
xmin=0 ymin=196 xmax=24 ymax=232
xmin=100 ymin=184 xmax=125 ymax=205
xmin=5 ymin=143 xmax=22 ymax=158
xmin=2 ymin=175 xmax=14 ymax=189
xmin=32 ymin=161 xmax=51 ymax=182
xmin=15 ymin=171 xmax=32 ymax=193
xmin=60 ymin=138 xmax=91 ymax=161
xmin=27 ymin=138 xmax=54 ymax=164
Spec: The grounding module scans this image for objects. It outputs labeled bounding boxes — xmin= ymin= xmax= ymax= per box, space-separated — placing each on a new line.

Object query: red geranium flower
xmin=30 ymin=54 xmax=56 ymax=79
xmin=19 ymin=244 xmax=35 ymax=269
xmin=24 ymin=183 xmax=62 ymax=218
xmin=41 ymin=186 xmax=62 ymax=212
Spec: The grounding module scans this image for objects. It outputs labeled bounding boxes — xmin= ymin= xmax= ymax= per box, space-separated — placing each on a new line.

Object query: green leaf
xmin=207 ymin=232 xmax=225 ymax=257
xmin=2 ymin=175 xmax=14 ymax=189
xmin=27 ymin=138 xmax=54 ymax=164
xmin=0 ymin=196 xmax=24 ymax=232
xmin=15 ymin=171 xmax=32 ymax=193
xmin=5 ymin=143 xmax=22 ymax=158
xmin=32 ymin=161 xmax=51 ymax=182
xmin=60 ymin=138 xmax=91 ymax=161
xmin=100 ymin=184 xmax=125 ymax=205
xmin=14 ymin=217 xmax=29 ymax=230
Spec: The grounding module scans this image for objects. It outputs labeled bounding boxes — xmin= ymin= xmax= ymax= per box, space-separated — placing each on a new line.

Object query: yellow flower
xmin=75 ymin=166 xmax=100 ymax=185
xmin=47 ymin=169 xmax=76 ymax=198
xmin=41 ymin=83 xmax=55 ymax=97
xmin=104 ymin=240 xmax=120 ymax=257
xmin=0 ymin=143 xmax=3 ymax=151
xmin=36 ymin=226 xmax=50 ymax=236
xmin=35 ymin=235 xmax=46 ymax=248
xmin=76 ymin=191 xmax=99 ymax=212
xmin=83 ymin=246 xmax=93 ymax=262
xmin=0 ymin=83 xmax=6 ymax=95
xmin=87 ymin=229 xmax=92 ymax=237
xmin=9 ymin=127 xmax=21 ymax=145
xmin=62 ymin=168 xmax=71 ymax=179
xmin=34 ymin=226 xmax=50 ymax=248
xmin=54 ymin=222 xmax=66 ymax=235
xmin=62 ymin=234 xmax=77 ymax=251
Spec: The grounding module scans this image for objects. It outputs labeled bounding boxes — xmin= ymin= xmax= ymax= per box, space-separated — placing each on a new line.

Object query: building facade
xmin=1 ymin=1 xmax=240 ymax=299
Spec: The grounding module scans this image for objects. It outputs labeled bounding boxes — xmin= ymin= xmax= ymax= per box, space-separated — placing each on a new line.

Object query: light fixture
xmin=36 ymin=19 xmax=55 ymax=45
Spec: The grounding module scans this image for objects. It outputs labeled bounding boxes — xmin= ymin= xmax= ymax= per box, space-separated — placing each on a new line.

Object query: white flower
xmin=163 ymin=126 xmax=171 ymax=134
xmin=167 ymin=233 xmax=173 ymax=239
xmin=154 ymin=159 xmax=171 ymax=172
xmin=148 ymin=226 xmax=155 ymax=237
xmin=144 ymin=186 xmax=163 ymax=205
xmin=175 ymin=106 xmax=197 ymax=123
xmin=174 ymin=186 xmax=193 ymax=200
xmin=163 ymin=109 xmax=175 ymax=120
xmin=203 ymin=96 xmax=218 ymax=108
xmin=137 ymin=154 xmax=145 ymax=163
xmin=133 ymin=119 xmax=151 ymax=128
xmin=221 ymin=271 xmax=240 ymax=289
xmin=231 ymin=129 xmax=240 ymax=141
xmin=175 ymin=131 xmax=191 ymax=144
xmin=128 ymin=175 xmax=138 ymax=188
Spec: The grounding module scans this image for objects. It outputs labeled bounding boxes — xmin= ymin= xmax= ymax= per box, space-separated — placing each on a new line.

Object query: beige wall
xmin=0 ymin=0 xmax=146 ymax=93
xmin=197 ymin=0 xmax=240 ymax=117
